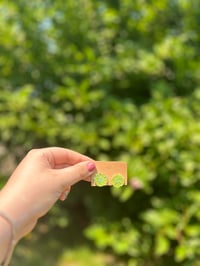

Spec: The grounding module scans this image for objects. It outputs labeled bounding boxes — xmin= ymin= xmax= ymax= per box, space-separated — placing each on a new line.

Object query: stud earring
xmin=111 ymin=174 xmax=125 ymax=188
xmin=93 ymin=173 xmax=108 ymax=187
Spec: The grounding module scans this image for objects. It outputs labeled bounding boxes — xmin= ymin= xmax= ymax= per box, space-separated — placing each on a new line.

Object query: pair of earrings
xmin=93 ymin=173 xmax=125 ymax=188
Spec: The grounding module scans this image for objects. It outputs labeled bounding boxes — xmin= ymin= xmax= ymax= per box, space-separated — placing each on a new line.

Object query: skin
xmin=0 ymin=147 xmax=96 ymax=262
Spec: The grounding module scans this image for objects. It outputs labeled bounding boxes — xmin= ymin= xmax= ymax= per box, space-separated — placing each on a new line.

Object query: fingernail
xmin=60 ymin=190 xmax=70 ymax=201
xmin=87 ymin=162 xmax=96 ymax=172
xmin=65 ymin=191 xmax=70 ymax=198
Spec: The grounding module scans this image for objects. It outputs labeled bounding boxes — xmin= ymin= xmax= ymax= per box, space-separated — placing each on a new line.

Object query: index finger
xmin=41 ymin=147 xmax=94 ymax=167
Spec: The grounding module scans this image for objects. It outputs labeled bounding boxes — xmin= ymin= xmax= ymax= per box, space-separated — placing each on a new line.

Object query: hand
xmin=0 ymin=147 xmax=96 ymax=241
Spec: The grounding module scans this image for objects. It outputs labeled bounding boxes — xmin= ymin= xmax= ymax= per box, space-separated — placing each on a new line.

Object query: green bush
xmin=85 ymin=90 xmax=200 ymax=265
xmin=1 ymin=0 xmax=200 ymax=265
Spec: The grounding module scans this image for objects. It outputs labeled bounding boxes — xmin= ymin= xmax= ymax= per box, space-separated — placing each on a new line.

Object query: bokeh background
xmin=0 ymin=0 xmax=200 ymax=265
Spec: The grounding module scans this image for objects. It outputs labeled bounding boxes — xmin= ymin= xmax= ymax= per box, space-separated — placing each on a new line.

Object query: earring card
xmin=91 ymin=161 xmax=127 ymax=187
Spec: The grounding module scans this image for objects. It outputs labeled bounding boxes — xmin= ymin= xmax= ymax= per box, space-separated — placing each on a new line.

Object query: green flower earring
xmin=111 ymin=174 xmax=125 ymax=188
xmin=93 ymin=173 xmax=108 ymax=187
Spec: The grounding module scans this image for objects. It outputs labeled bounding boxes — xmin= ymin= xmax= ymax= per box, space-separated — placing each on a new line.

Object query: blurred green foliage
xmin=1 ymin=0 xmax=200 ymax=265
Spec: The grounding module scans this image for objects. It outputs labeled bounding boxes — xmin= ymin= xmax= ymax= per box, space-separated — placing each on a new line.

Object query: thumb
xmin=58 ymin=161 xmax=96 ymax=187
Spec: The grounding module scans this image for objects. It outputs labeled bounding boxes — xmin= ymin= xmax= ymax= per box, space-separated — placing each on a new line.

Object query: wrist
xmin=0 ymin=216 xmax=11 ymax=263
xmin=0 ymin=187 xmax=36 ymax=241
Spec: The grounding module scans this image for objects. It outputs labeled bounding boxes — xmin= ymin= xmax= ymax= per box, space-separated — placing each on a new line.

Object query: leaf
xmin=155 ymin=234 xmax=170 ymax=256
